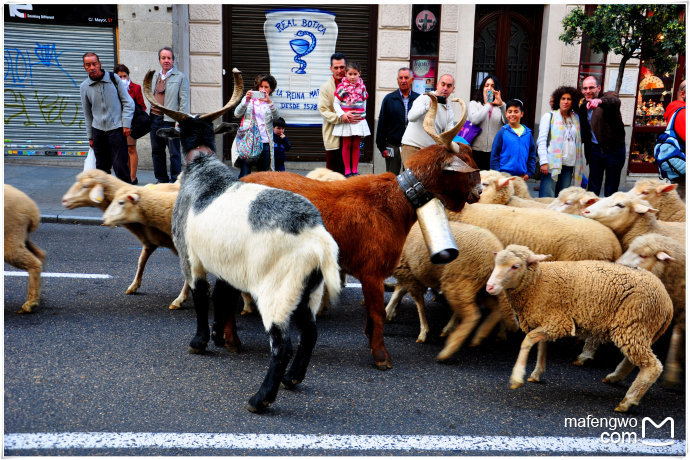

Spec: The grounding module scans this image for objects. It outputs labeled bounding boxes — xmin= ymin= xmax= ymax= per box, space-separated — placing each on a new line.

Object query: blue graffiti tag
xmin=4 ymin=42 xmax=77 ymax=88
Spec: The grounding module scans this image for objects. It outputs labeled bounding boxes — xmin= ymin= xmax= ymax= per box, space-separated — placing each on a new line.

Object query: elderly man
xmin=80 ymin=52 xmax=134 ymax=183
xmin=149 ymin=46 xmax=190 ymax=183
xmin=317 ymin=52 xmax=354 ymax=174
xmin=400 ymin=74 xmax=456 ymax=168
xmin=578 ymin=75 xmax=626 ymax=197
xmin=375 ymin=67 xmax=420 ymax=174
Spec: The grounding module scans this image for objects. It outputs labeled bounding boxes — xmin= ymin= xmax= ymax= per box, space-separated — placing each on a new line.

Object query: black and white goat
xmin=143 ymin=69 xmax=341 ymax=413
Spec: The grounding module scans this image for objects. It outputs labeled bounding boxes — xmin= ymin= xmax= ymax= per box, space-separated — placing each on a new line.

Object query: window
xmin=576 ymin=6 xmax=606 ymax=88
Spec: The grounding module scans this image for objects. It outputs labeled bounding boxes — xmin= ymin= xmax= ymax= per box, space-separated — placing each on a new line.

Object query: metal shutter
xmin=223 ymin=4 xmax=377 ymax=162
xmin=4 ymin=23 xmax=116 ymax=157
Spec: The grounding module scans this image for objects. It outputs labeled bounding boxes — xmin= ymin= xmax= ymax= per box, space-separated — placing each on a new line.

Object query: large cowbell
xmin=416 ymin=198 xmax=459 ymax=264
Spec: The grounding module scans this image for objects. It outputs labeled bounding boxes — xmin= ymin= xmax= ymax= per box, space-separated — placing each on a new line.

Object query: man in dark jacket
xmin=375 ymin=67 xmax=419 ymax=174
xmin=578 ymin=76 xmax=626 ymax=196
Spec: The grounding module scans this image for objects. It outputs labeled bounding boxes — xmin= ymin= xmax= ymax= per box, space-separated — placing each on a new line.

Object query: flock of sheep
xmin=4 ymin=69 xmax=685 ymax=414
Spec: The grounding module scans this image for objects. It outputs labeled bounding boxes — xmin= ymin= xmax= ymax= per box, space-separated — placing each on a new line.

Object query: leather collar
xmin=397 ymin=169 xmax=434 ymax=209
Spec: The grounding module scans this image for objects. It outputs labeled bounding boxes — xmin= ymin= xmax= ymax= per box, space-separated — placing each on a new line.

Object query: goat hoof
xmin=169 ymin=304 xmax=182 ymax=310
xmin=188 ymin=337 xmax=208 ymax=354
xmin=281 ymin=378 xmax=299 ymax=390
xmin=247 ymin=397 xmax=269 ymax=413
xmin=211 ymin=332 xmax=225 ymax=347
xmin=224 ymin=343 xmax=242 ymax=354
xmin=374 ymin=360 xmax=392 ymax=370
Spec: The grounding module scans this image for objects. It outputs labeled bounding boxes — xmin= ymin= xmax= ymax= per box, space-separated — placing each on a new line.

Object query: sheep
xmin=617 ymin=233 xmax=685 ymax=387
xmin=240 ymin=94 xmax=482 ymax=370
xmin=144 ymin=68 xmax=344 ymax=413
xmin=4 ymin=184 xmax=46 ymax=313
xmin=61 ymin=169 xmax=188 ymax=309
xmin=486 ymin=244 xmax=673 ymax=412
xmin=544 ymin=186 xmax=599 ymax=215
xmin=102 ymin=185 xmax=178 ymax=237
xmin=447 ymin=203 xmax=622 ymax=262
xmin=306 ymin=167 xmax=347 ymax=182
xmin=581 ymin=192 xmax=685 ymax=251
xmin=478 ymin=170 xmax=547 ymax=209
xmin=385 ymin=221 xmax=516 ymax=359
xmin=627 ymin=178 xmax=685 ymax=222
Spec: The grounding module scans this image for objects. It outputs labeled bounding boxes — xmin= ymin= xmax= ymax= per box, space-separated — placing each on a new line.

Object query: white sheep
xmin=486 ymin=244 xmax=673 ymax=412
xmin=448 ymin=203 xmax=622 ymax=262
xmin=305 ymin=167 xmax=347 ymax=182
xmin=62 ymin=170 xmax=188 ymax=309
xmin=478 ymin=170 xmax=547 ymax=209
xmin=617 ymin=233 xmax=685 ymax=387
xmin=581 ymin=192 xmax=685 ymax=251
xmin=174 ymin=150 xmax=341 ymax=413
xmin=627 ymin=178 xmax=685 ymax=222
xmin=544 ymin=186 xmax=599 ymax=215
xmin=5 ymin=184 xmax=46 ymax=313
xmin=385 ymin=221 xmax=516 ymax=359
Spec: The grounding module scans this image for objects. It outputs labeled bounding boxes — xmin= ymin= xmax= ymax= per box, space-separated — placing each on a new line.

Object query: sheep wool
xmin=627 ymin=178 xmax=685 ymax=222
xmin=448 ymin=203 xmax=622 ymax=261
xmin=545 ymin=186 xmax=599 ymax=215
xmin=478 ymin=170 xmax=546 ymax=209
xmin=486 ymin=244 xmax=673 ymax=412
xmin=4 ymin=184 xmax=45 ymax=313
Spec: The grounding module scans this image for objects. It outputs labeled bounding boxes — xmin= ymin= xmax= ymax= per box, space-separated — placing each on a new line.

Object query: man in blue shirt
xmin=80 ymin=52 xmax=134 ymax=183
xmin=375 ymin=67 xmax=419 ymax=174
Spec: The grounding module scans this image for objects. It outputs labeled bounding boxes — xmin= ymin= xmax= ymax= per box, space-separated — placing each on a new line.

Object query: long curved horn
xmin=143 ymin=70 xmax=190 ymax=122
xmin=200 ymin=68 xmax=244 ymax=121
xmin=422 ymin=93 xmax=444 ymax=145
xmin=439 ymin=98 xmax=467 ymax=148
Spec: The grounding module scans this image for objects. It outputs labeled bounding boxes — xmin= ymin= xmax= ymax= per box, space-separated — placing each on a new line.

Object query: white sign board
xmin=264 ymin=9 xmax=338 ymax=126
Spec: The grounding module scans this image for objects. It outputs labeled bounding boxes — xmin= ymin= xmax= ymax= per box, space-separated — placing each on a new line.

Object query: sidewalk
xmin=3 ymin=157 xmax=331 ymax=226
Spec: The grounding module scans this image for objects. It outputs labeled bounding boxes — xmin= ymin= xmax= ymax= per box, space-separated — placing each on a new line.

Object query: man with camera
xmin=375 ymin=67 xmax=419 ymax=175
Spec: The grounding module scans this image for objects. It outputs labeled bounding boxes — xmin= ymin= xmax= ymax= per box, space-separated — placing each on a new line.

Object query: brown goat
xmin=240 ymin=96 xmax=481 ymax=369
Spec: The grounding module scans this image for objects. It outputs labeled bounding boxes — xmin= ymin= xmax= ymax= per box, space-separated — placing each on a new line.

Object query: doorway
xmin=471 ymin=6 xmax=543 ymax=127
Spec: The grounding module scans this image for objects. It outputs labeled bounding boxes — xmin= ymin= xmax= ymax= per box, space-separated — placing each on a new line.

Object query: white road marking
xmin=3 ymin=433 xmax=684 ymax=454
xmin=345 ymin=282 xmax=361 ymax=288
xmin=4 ymin=272 xmax=112 ymax=279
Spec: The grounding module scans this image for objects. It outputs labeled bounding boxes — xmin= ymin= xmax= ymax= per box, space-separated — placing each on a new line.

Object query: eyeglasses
xmin=582 ymin=86 xmax=597 ymax=90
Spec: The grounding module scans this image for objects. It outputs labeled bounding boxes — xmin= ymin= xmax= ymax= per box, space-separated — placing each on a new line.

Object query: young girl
xmin=333 ymin=61 xmax=371 ymax=177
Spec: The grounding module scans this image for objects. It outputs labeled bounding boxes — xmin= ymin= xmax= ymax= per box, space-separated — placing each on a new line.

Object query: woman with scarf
xmin=333 ymin=61 xmax=370 ymax=177
xmin=537 ymin=86 xmax=585 ymax=198
xmin=114 ymin=64 xmax=146 ymax=184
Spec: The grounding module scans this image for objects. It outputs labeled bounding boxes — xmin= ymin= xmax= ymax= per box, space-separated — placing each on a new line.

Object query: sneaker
xmin=132 ymin=178 xmax=138 ymax=185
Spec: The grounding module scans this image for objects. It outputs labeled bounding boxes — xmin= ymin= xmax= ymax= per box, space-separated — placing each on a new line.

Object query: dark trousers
xmin=150 ymin=115 xmax=182 ymax=183
xmin=92 ymin=127 xmax=131 ymax=183
xmin=472 ymin=150 xmax=491 ymax=171
xmin=326 ymin=147 xmax=345 ymax=174
xmin=238 ymin=142 xmax=271 ymax=179
xmin=587 ymin=143 xmax=626 ymax=197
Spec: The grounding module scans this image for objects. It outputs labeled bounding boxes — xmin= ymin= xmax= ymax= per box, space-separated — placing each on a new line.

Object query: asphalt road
xmin=4 ymin=223 xmax=686 ymax=455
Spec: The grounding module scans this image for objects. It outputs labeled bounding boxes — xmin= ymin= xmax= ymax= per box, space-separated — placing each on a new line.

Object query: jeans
xmin=238 ymin=142 xmax=271 ymax=179
xmin=92 ymin=127 xmax=131 ymax=183
xmin=539 ymin=165 xmax=574 ymax=198
xmin=150 ymin=115 xmax=182 ymax=183
xmin=587 ymin=143 xmax=626 ymax=197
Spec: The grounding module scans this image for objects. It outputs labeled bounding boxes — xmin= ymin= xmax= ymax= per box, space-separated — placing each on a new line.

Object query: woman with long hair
xmin=467 ymin=74 xmax=507 ymax=170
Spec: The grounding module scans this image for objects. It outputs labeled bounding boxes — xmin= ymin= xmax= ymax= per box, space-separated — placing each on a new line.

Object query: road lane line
xmin=4 ymin=272 xmax=112 ymax=279
xmin=3 ymin=433 xmax=684 ymax=454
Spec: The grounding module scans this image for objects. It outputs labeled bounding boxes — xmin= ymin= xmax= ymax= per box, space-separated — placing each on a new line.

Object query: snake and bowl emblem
xmin=290 ymin=30 xmax=316 ymax=74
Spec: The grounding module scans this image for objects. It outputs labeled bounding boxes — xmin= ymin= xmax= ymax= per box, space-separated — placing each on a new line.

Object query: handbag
xmin=108 ymin=72 xmax=150 ymax=139
xmin=459 ymin=120 xmax=482 ymax=145
xmin=235 ymin=102 xmax=263 ymax=163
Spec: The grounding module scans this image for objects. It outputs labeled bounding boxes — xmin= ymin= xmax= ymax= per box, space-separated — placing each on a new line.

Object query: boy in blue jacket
xmin=273 ymin=117 xmax=291 ymax=171
xmin=490 ymin=99 xmax=536 ymax=181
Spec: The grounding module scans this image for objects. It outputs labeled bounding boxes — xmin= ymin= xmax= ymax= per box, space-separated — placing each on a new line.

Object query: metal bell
xmin=415 ymin=198 xmax=459 ymax=264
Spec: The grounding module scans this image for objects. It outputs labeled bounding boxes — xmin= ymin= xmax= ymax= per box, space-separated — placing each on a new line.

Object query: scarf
xmin=335 ymin=77 xmax=368 ymax=105
xmin=159 ymin=68 xmax=173 ymax=81
xmin=546 ymin=110 xmax=584 ymax=186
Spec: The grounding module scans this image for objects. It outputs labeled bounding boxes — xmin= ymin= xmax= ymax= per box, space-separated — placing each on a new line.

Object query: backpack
xmin=654 ymin=107 xmax=685 ymax=181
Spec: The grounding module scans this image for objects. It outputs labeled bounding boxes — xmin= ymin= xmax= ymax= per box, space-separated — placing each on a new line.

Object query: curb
xmin=41 ymin=214 xmax=103 ymax=226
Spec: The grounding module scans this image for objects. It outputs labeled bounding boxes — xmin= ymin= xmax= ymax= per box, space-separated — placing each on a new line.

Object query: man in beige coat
xmin=318 ymin=52 xmax=358 ymax=174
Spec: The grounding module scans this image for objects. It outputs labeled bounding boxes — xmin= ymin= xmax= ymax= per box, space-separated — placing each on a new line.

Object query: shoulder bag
xmin=109 ymin=72 xmax=151 ymax=139
xmin=235 ymin=101 xmax=263 ymax=164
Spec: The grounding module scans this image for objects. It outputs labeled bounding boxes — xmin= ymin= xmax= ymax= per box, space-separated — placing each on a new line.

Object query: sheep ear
xmin=657 ymin=183 xmax=678 ymax=195
xmin=632 ymin=202 xmax=658 ymax=215
xmin=526 ymin=254 xmax=550 ymax=264
xmin=126 ymin=194 xmax=140 ymax=204
xmin=443 ymin=155 xmax=477 ymax=173
xmin=582 ymin=197 xmax=599 ymax=207
xmin=497 ymin=176 xmax=516 ymax=188
xmin=89 ymin=184 xmax=105 ymax=203
xmin=656 ymin=251 xmax=675 ymax=262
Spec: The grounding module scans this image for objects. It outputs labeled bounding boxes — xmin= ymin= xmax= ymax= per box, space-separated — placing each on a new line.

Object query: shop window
xmin=410 ymin=4 xmax=440 ymax=95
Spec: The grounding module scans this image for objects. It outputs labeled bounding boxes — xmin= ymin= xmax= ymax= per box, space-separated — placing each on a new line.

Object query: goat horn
xmin=422 ymin=93 xmax=444 ymax=146
xmin=143 ymin=70 xmax=191 ymax=122
xmin=439 ymin=98 xmax=467 ymax=149
xmin=200 ymin=68 xmax=244 ymax=121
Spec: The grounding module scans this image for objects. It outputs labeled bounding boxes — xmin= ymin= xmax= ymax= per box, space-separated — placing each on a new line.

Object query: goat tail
xmin=315 ymin=227 xmax=341 ymax=303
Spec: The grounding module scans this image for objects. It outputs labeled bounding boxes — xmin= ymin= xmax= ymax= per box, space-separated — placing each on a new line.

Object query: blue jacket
xmin=490 ymin=124 xmax=537 ymax=177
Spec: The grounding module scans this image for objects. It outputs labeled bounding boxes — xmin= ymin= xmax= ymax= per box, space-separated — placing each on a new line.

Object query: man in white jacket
xmin=400 ymin=74 xmax=456 ymax=168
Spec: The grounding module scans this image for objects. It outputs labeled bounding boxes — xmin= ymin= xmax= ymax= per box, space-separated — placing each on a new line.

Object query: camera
xmin=251 ymin=90 xmax=265 ymax=99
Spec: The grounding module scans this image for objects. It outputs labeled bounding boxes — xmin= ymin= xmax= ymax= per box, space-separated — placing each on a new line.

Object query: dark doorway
xmin=471 ymin=5 xmax=543 ymax=127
